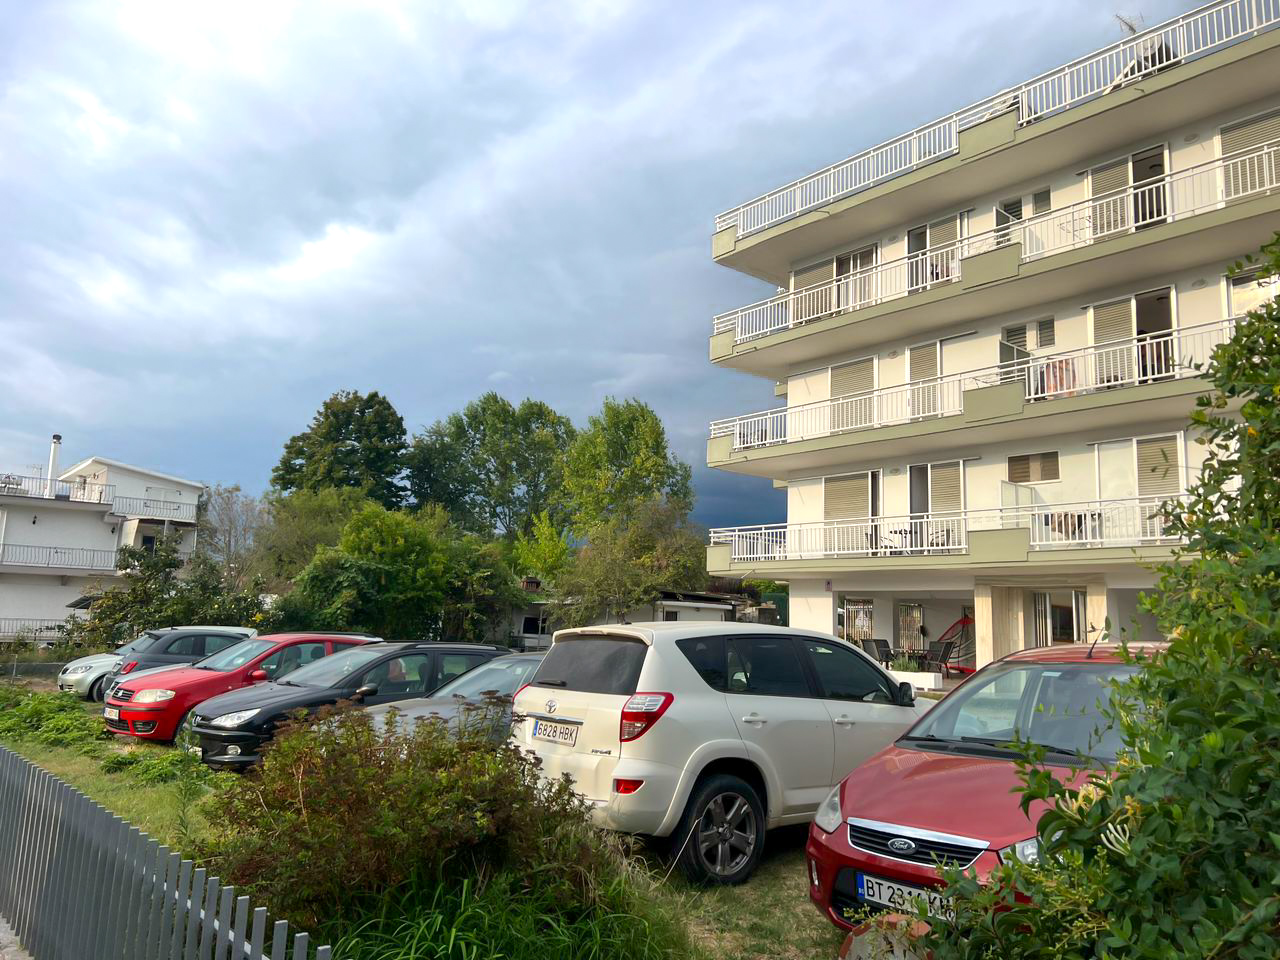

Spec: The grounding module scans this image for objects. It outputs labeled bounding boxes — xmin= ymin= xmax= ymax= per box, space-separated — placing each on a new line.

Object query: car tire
xmin=671 ymin=773 xmax=765 ymax=886
xmin=172 ymin=709 xmax=196 ymax=749
xmin=89 ymin=676 xmax=106 ymax=702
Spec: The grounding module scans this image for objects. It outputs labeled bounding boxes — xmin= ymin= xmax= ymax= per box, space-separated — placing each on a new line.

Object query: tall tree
xmin=199 ymin=484 xmax=266 ymax=591
xmin=511 ymin=510 xmax=572 ymax=584
xmin=406 ymin=392 xmax=575 ymax=536
xmin=559 ymin=397 xmax=693 ymax=534
xmin=247 ymin=486 xmax=370 ymax=591
xmin=272 ymin=390 xmax=407 ymax=508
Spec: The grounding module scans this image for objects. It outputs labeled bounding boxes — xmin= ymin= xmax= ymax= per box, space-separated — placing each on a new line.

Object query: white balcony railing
xmin=0 ymin=618 xmax=67 ymax=641
xmin=714 ymin=141 xmax=1279 ymax=343
xmin=710 ymin=318 xmax=1235 ymax=450
xmin=111 ymin=496 xmax=198 ymax=523
xmin=715 ymin=0 xmax=1280 ymax=238
xmin=0 ymin=544 xmax=118 ymax=572
xmin=0 ymin=473 xmax=115 ymax=504
xmin=709 ymin=496 xmax=1178 ymax=562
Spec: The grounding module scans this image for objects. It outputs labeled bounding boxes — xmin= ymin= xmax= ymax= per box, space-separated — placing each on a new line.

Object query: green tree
xmin=559 ymin=397 xmax=693 ymax=534
xmin=272 ymin=390 xmax=407 ymax=508
xmin=511 ymin=510 xmax=572 ymax=584
xmin=248 ymin=486 xmax=369 ymax=590
xmin=548 ymin=498 xmax=707 ymax=627
xmin=198 ymin=484 xmax=266 ymax=591
xmin=406 ymin=392 xmax=576 ymax=536
xmin=924 ymin=236 xmax=1280 ymax=960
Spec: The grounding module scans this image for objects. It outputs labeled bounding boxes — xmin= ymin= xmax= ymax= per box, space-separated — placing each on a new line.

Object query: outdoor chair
xmin=921 ymin=639 xmax=957 ymax=678
xmin=863 ymin=638 xmax=894 ymax=667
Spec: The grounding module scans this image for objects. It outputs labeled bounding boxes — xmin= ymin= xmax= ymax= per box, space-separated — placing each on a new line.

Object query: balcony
xmin=709 ymin=318 xmax=1232 ymax=471
xmin=0 ymin=618 xmax=67 ymax=642
xmin=714 ymin=144 xmax=1277 ymax=357
xmin=0 ymin=474 xmax=115 ymax=505
xmin=714 ymin=0 xmax=1280 ymax=282
xmin=111 ymin=496 xmax=198 ymax=523
xmin=0 ymin=544 xmax=118 ymax=573
xmin=708 ymin=496 xmax=1179 ymax=573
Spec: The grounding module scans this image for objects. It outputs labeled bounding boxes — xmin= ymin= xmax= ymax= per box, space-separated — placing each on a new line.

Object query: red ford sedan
xmin=103 ymin=632 xmax=378 ymax=742
xmin=806 ymin=643 xmax=1159 ymax=930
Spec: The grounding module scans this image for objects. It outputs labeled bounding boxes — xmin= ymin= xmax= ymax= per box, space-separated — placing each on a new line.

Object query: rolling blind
xmin=928 ymin=216 xmax=958 ymax=248
xmin=929 ymin=461 xmax=962 ymax=514
xmin=1002 ymin=324 xmax=1028 ymax=349
xmin=1091 ymin=157 xmax=1131 ymax=195
xmin=1221 ymin=109 xmax=1280 ymax=155
xmin=908 ymin=343 xmax=939 ymax=381
xmin=1092 ymin=299 xmax=1133 ymax=343
xmin=1036 ymin=317 xmax=1056 ymax=347
xmin=825 ymin=473 xmax=870 ymax=520
xmin=1136 ymin=435 xmax=1180 ymax=497
xmin=793 ymin=259 xmax=832 ymax=290
xmin=1008 ymin=452 xmax=1060 ymax=484
xmin=830 ymin=357 xmax=874 ymax=397
xmin=1032 ymin=190 xmax=1052 ymax=214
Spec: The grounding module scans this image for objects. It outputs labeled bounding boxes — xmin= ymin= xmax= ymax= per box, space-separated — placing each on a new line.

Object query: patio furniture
xmin=863 ymin=638 xmax=894 ymax=667
xmin=921 ymin=640 xmax=958 ymax=678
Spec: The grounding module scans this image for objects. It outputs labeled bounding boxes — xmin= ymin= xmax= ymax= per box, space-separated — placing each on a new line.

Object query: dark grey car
xmin=104 ymin=626 xmax=255 ymax=693
xmin=365 ymin=652 xmax=544 ymax=739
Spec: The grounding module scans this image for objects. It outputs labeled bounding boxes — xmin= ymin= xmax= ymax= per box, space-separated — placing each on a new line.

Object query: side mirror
xmin=354 ymin=684 xmax=379 ymax=701
xmin=897 ymin=681 xmax=916 ymax=706
xmin=248 ymin=669 xmax=269 ymax=682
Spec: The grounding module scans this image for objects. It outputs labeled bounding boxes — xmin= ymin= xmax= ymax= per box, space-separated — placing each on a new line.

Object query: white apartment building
xmin=0 ymin=435 xmax=202 ymax=640
xmin=705 ymin=0 xmax=1280 ymax=668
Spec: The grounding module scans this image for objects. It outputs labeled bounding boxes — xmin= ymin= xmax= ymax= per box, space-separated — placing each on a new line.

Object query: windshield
xmin=905 ymin=660 xmax=1140 ymax=761
xmin=115 ymin=631 xmax=165 ymax=656
xmin=281 ymin=645 xmax=388 ymax=687
xmin=432 ymin=657 xmax=541 ymax=699
xmin=195 ymin=637 xmax=276 ymax=672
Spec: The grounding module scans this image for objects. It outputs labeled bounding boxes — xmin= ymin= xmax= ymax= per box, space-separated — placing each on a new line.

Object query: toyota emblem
xmin=545 ymin=699 xmax=558 ymax=714
xmin=887 ymin=837 xmax=917 ymax=854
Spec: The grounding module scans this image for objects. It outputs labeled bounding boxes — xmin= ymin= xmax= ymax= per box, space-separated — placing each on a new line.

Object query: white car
xmin=511 ymin=623 xmax=929 ymax=884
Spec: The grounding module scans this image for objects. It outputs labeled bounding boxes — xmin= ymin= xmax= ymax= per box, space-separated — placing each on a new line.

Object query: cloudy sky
xmin=0 ymin=0 xmax=1189 ymax=527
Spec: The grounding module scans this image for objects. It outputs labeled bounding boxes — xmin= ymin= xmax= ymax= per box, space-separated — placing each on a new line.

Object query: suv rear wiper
xmin=534 ymin=679 xmax=567 ymax=687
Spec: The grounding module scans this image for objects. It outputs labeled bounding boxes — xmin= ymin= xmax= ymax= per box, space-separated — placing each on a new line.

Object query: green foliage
xmin=511 ymin=509 xmax=572 ymax=584
xmin=272 ymin=389 xmax=408 ymax=508
xmin=98 ymin=748 xmax=210 ymax=785
xmin=559 ymin=397 xmax=694 ymax=534
xmin=280 ymin=503 xmax=523 ymax=642
xmin=248 ymin=485 xmax=370 ymax=590
xmin=548 ymin=498 xmax=707 ymax=627
xmin=0 ymin=689 xmax=109 ymax=748
xmin=407 ymin=392 xmax=576 ymax=536
xmin=924 ymin=234 xmax=1280 ymax=960
xmin=202 ymin=707 xmax=692 ymax=960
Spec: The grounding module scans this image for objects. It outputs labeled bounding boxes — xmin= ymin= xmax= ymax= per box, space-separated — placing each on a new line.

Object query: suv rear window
xmin=530 ymin=635 xmax=647 ymax=695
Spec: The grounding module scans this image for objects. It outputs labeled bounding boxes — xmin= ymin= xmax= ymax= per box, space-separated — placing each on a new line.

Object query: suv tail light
xmin=619 ymin=692 xmax=673 ymax=742
xmin=120 ymin=661 xmax=138 ymax=674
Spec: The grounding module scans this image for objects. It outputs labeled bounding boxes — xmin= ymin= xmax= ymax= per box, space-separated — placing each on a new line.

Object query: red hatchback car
xmin=806 ymin=643 xmax=1159 ymax=930
xmin=103 ymin=632 xmax=377 ymax=742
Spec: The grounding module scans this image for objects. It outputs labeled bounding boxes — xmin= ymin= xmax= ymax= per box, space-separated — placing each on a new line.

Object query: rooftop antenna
xmin=1115 ymin=13 xmax=1143 ymax=36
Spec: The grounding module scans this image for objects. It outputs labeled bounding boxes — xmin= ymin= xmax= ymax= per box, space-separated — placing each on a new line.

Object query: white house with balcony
xmin=704 ymin=0 xmax=1279 ymax=670
xmin=0 ymin=435 xmax=203 ymax=640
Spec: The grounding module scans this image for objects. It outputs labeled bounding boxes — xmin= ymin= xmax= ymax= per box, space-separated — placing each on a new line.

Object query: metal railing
xmin=714 ymin=0 xmax=1280 ymax=237
xmin=112 ymin=496 xmax=198 ymax=523
xmin=0 ymin=473 xmax=115 ymax=504
xmin=0 ymin=618 xmax=66 ymax=641
xmin=709 ymin=496 xmax=1177 ymax=562
xmin=0 ymin=544 xmax=118 ymax=572
xmin=710 ymin=318 xmax=1234 ymax=450
xmin=714 ymin=141 xmax=1279 ymax=342
xmin=0 ymin=746 xmax=330 ymax=960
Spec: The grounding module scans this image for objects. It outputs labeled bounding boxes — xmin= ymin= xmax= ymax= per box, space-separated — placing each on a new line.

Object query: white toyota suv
xmin=512 ymin=622 xmax=929 ymax=884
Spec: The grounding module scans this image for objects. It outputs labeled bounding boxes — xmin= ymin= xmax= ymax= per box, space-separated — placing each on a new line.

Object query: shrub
xmin=0 ymin=690 xmax=109 ymax=749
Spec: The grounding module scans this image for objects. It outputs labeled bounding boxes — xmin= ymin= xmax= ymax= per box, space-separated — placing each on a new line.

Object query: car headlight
xmin=64 ymin=665 xmax=92 ymax=675
xmin=131 ymin=689 xmax=176 ymax=704
xmin=998 ymin=837 xmax=1041 ymax=864
xmin=813 ymin=784 xmax=845 ymax=834
xmin=210 ymin=709 xmax=259 ymax=728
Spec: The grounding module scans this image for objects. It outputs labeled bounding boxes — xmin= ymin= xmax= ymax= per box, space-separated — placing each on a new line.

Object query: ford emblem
xmin=887 ymin=837 xmax=917 ymax=854
xmin=545 ymin=699 xmax=557 ymax=714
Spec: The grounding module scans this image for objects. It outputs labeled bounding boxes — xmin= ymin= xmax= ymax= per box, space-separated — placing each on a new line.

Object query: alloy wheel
xmin=694 ymin=791 xmax=758 ymax=877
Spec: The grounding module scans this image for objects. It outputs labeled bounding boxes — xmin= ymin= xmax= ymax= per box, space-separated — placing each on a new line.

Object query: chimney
xmin=45 ymin=434 xmax=61 ymax=497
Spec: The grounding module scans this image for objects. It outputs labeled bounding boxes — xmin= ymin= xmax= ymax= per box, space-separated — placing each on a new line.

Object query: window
xmin=663 ymin=610 xmax=679 ymax=621
xmin=259 ymin=641 xmax=328 ymax=680
xmin=1032 ymin=189 xmax=1051 ymax=215
xmin=363 ymin=653 xmax=433 ymax=695
xmin=896 ymin=603 xmax=923 ymax=649
xmin=521 ymin=615 xmax=548 ymax=635
xmin=1036 ymin=317 xmax=1056 ymax=348
xmin=529 ymin=635 xmax=647 ymax=695
xmin=676 ymin=635 xmax=728 ymax=691
xmin=164 ymin=633 xmax=204 ymax=657
xmin=1228 ymin=271 xmax=1279 ymax=317
xmin=435 ymin=653 xmax=488 ymax=689
xmin=726 ymin=636 xmax=810 ymax=697
xmin=203 ymin=633 xmax=243 ymax=655
xmin=1008 ymin=451 xmax=1060 ymax=484
xmin=802 ymin=640 xmax=894 ymax=704
xmin=1002 ymin=323 xmax=1028 ymax=350
xmin=196 ymin=638 xmax=275 ymax=672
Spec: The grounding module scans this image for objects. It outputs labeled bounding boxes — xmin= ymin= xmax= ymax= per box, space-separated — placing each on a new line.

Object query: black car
xmin=106 ymin=626 xmax=256 ymax=690
xmin=188 ymin=641 xmax=505 ymax=769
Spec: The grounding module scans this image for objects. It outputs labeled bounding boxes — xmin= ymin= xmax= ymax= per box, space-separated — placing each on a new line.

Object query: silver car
xmin=57 ymin=650 xmax=123 ymax=701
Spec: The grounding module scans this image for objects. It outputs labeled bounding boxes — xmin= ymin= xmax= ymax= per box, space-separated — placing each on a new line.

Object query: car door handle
xmin=741 ymin=714 xmax=768 ymax=725
xmin=833 ymin=716 xmax=856 ymax=727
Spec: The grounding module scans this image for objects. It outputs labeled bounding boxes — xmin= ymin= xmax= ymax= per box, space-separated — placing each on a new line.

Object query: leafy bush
xmin=0 ymin=689 xmax=109 ymax=749
xmin=99 ymin=748 xmax=211 ymax=784
xmin=202 ymin=709 xmax=691 ymax=958
xmin=923 ymin=236 xmax=1280 ymax=959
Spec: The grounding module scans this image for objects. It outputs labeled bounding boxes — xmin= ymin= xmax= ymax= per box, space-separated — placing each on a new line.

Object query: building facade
xmin=705 ymin=1 xmax=1280 ymax=668
xmin=0 ymin=436 xmax=202 ymax=640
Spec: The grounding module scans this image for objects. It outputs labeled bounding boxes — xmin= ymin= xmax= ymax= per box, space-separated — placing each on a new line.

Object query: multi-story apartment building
xmin=705 ymin=0 xmax=1280 ymax=669
xmin=0 ymin=435 xmax=202 ymax=640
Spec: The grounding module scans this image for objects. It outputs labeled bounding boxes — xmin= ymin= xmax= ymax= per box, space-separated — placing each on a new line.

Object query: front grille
xmin=105 ymin=717 xmax=128 ymax=733
xmin=846 ymin=819 xmax=986 ymax=869
xmin=113 ymin=688 xmax=135 ymax=702
xmin=133 ymin=721 xmax=156 ymax=734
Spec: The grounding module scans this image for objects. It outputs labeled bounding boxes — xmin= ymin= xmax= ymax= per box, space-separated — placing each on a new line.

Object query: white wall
xmin=789 ymin=578 xmax=836 ymax=636
xmin=0 ymin=505 xmax=118 ymax=552
xmin=0 ymin=574 xmax=100 ymax=620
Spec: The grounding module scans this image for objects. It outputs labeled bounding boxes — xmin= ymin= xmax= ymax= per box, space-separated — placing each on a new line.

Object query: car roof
xmin=1001 ymin=642 xmax=1167 ymax=664
xmin=550 ymin=622 xmax=836 ymax=645
xmin=329 ymin=640 xmax=506 ymax=652
xmin=252 ymin=632 xmax=383 ymax=643
xmin=149 ymin=625 xmax=254 ymax=634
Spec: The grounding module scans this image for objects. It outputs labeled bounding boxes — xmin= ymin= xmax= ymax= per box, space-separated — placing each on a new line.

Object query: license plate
xmin=857 ymin=873 xmax=954 ymax=921
xmin=104 ymin=707 xmax=120 ymax=721
xmin=532 ymin=718 xmax=579 ymax=747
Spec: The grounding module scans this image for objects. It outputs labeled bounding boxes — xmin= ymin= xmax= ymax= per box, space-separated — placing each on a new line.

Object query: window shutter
xmin=1136 ymin=436 xmax=1180 ymax=497
xmin=825 ymin=474 xmax=870 ymax=520
xmin=1008 ymin=455 xmax=1032 ymax=484
xmin=1092 ymin=299 xmax=1133 ymax=343
xmin=1035 ymin=451 xmax=1060 ymax=482
xmin=1091 ymin=158 xmax=1131 ymax=234
xmin=929 ymin=461 xmax=962 ymax=514
xmin=1091 ymin=158 xmax=1131 ymax=196
xmin=1032 ymin=190 xmax=1052 ymax=214
xmin=928 ymin=216 xmax=958 ymax=248
xmin=831 ymin=357 xmax=874 ymax=397
xmin=908 ymin=343 xmax=939 ymax=382
xmin=1036 ymin=317 xmax=1056 ymax=348
xmin=1221 ymin=110 xmax=1280 ymax=198
xmin=793 ymin=259 xmax=832 ymax=290
xmin=1002 ymin=324 xmax=1028 ymax=350
xmin=1221 ymin=109 xmax=1280 ymax=155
